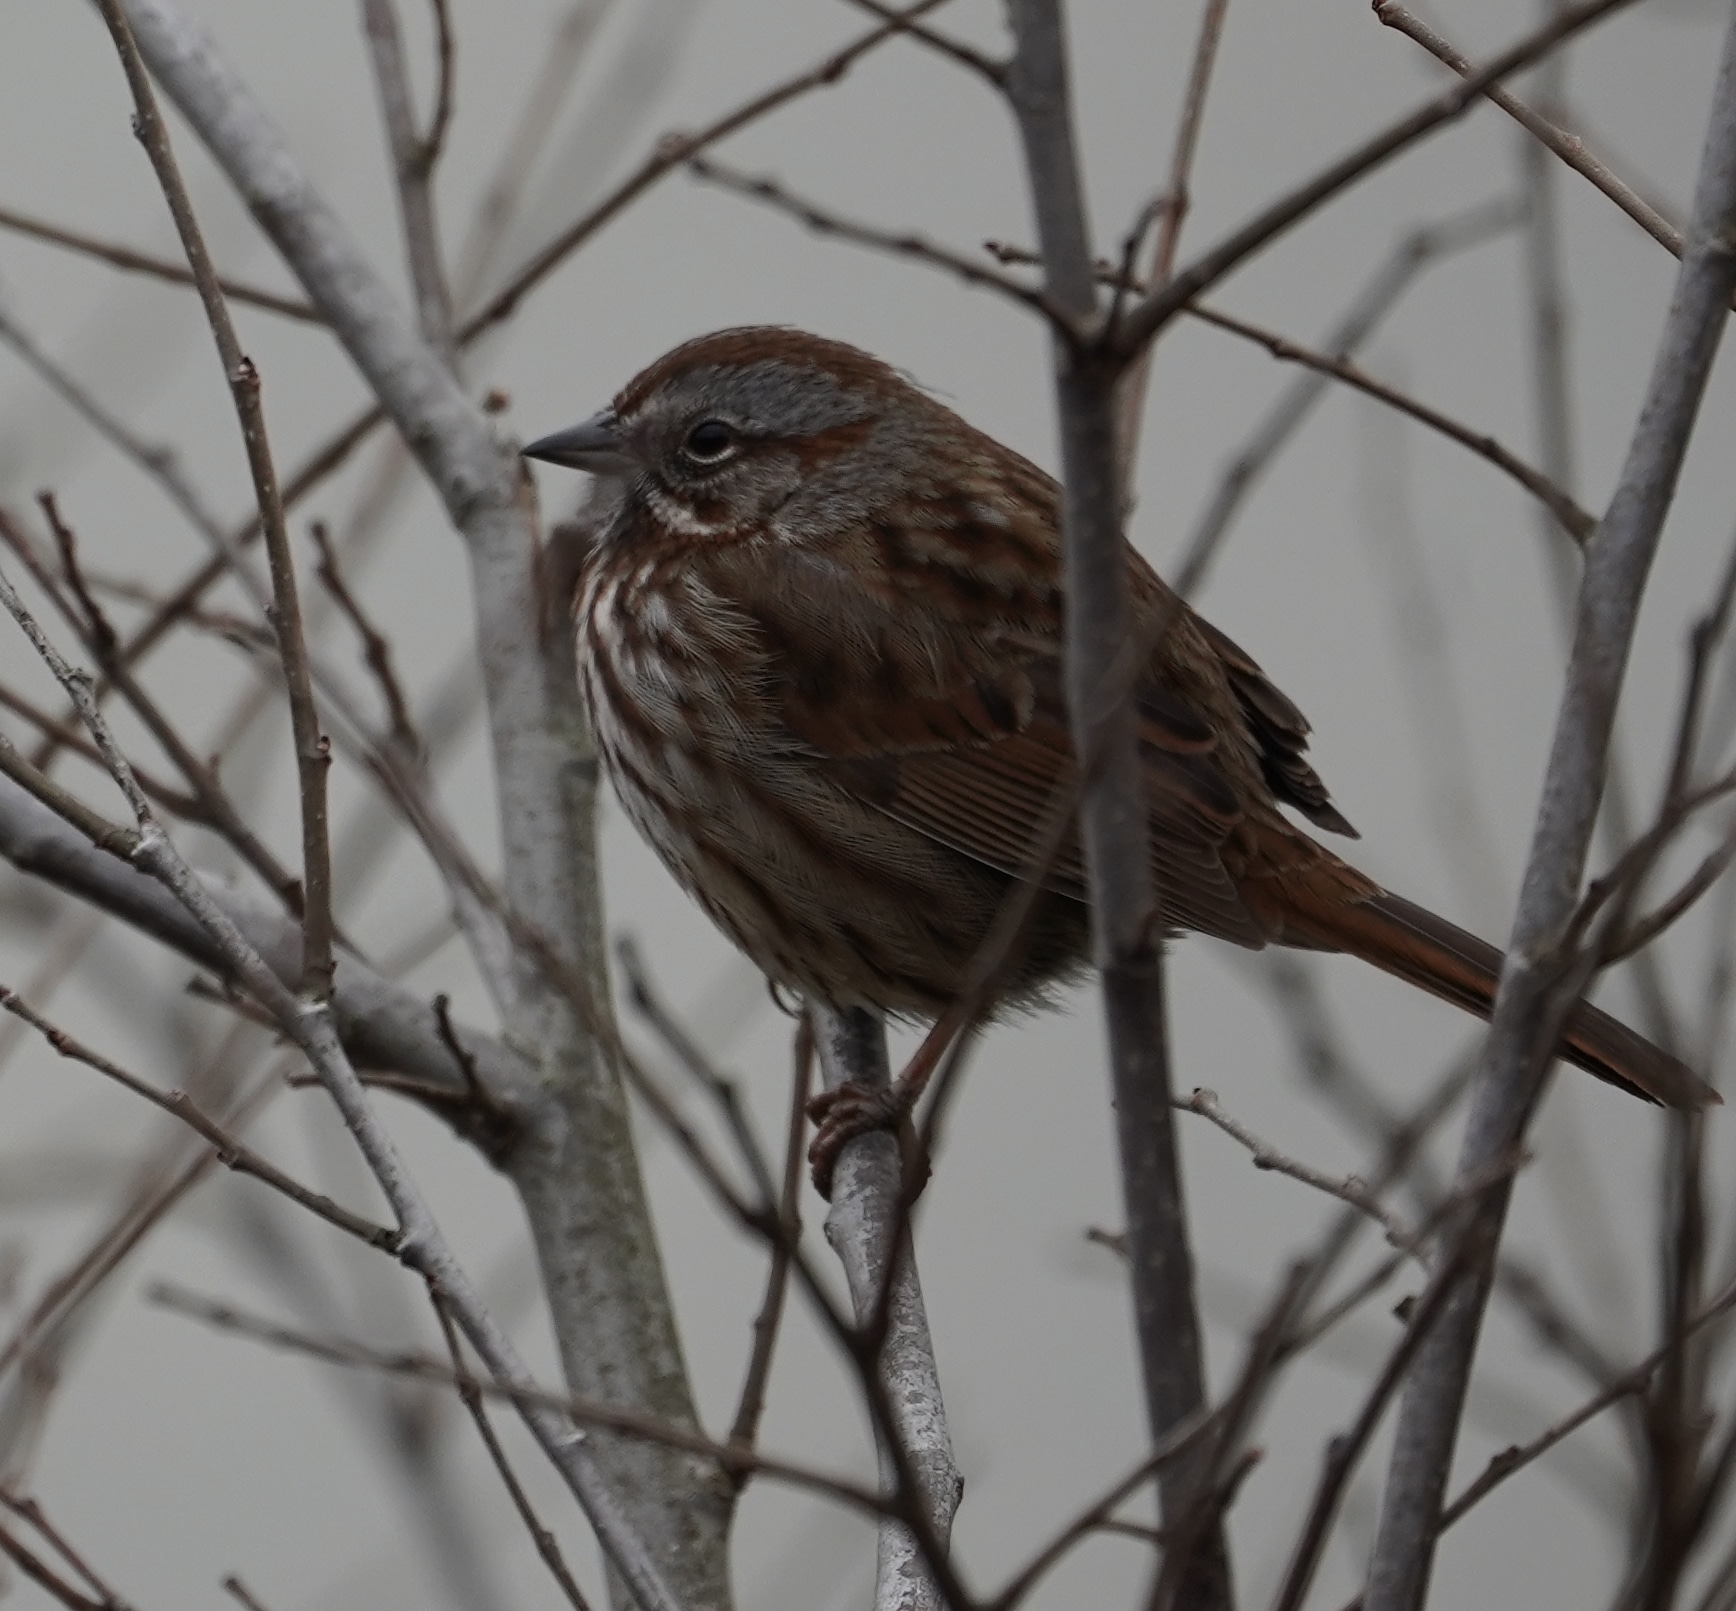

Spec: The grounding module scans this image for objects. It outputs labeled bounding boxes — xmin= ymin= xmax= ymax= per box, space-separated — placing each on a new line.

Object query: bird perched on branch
xmin=524 ymin=327 xmax=1715 ymax=1187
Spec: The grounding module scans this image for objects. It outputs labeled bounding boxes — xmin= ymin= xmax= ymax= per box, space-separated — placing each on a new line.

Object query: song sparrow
xmin=524 ymin=327 xmax=1713 ymax=1176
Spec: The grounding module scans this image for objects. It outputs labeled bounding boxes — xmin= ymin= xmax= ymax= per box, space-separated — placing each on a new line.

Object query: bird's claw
xmin=806 ymin=1080 xmax=920 ymax=1199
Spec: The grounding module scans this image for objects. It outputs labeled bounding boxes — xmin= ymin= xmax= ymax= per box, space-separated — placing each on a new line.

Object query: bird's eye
xmin=682 ymin=419 xmax=736 ymax=463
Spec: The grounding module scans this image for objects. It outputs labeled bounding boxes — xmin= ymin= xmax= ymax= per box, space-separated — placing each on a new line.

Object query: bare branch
xmin=1115 ymin=0 xmax=1231 ymax=482
xmin=361 ymin=0 xmax=457 ymax=362
xmin=809 ymin=1005 xmax=964 ymax=1611
xmin=1270 ymin=1245 xmax=1475 ymax=1611
xmin=1186 ymin=300 xmax=1597 ymax=541
xmin=93 ymin=0 xmax=334 ymax=999
xmin=1376 ymin=2 xmax=1697 ymax=269
xmin=0 ymin=299 xmax=271 ymax=591
xmin=1177 ymin=1087 xmax=1423 ymax=1258
xmin=1364 ymin=20 xmax=1736 ymax=1607
xmin=459 ymin=0 xmax=957 ymax=335
xmin=1114 ymin=0 xmax=1641 ymax=359
xmin=0 ymin=201 xmax=321 ymax=321
xmin=0 ymin=670 xmax=202 ymax=824
xmin=1174 ymin=194 xmax=1522 ymax=595
xmin=431 ymin=1300 xmax=595 ymax=1611
xmin=221 ymin=1576 xmax=276 ymax=1611
xmin=7 ymin=501 xmax=306 ymax=918
xmin=1004 ymin=7 xmax=1224 ymax=1606
xmin=834 ymin=0 xmax=1005 ymax=84
xmin=1606 ymin=826 xmax=1736 ymax=963
xmin=150 ymin=1280 xmax=890 ymax=1522
xmin=725 ymin=1020 xmax=812 ymax=1470
xmin=685 ymin=154 xmax=1074 ymax=327
xmin=0 ymin=768 xmax=527 ymax=1108
xmin=310 ymin=521 xmax=422 ymax=758
xmin=418 ymin=0 xmax=455 ymax=168
xmin=0 ymin=1493 xmax=137 ymax=1611
xmin=1438 ymin=1277 xmax=1736 ymax=1534
xmin=0 ymin=1519 xmax=116 ymax=1611
xmin=0 ymin=983 xmax=395 ymax=1248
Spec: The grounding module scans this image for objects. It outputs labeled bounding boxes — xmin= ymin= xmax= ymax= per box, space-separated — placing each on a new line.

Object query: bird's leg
xmin=806 ymin=1007 xmax=965 ymax=1197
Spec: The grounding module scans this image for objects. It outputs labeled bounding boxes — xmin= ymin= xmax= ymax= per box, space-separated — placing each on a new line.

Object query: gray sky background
xmin=3 ymin=2 xmax=1736 ymax=1608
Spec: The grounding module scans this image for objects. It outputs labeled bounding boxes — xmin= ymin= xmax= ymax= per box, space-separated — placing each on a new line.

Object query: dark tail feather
xmin=1285 ymin=889 xmax=1718 ymax=1110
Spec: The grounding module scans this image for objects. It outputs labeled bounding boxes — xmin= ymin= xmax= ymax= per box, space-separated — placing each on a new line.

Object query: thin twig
xmin=835 ymin=0 xmax=1003 ymax=81
xmin=1440 ymin=1274 xmax=1736 ymax=1532
xmin=1607 ymin=827 xmax=1736 ymax=962
xmin=310 ymin=521 xmax=421 ymax=757
xmin=685 ymin=154 xmax=1074 ymax=328
xmin=725 ymin=1017 xmax=813 ymax=1470
xmin=0 ymin=1492 xmax=135 ymax=1611
xmin=1115 ymin=0 xmax=1231 ymax=483
xmin=616 ymin=935 xmax=779 ymax=1204
xmin=458 ymin=0 xmax=958 ymax=334
xmin=984 ymin=1447 xmax=1184 ymax=1611
xmin=9 ymin=501 xmax=307 ymax=917
xmin=430 ymin=1300 xmax=594 ymax=1611
xmin=1115 ymin=0 xmax=1642 ymax=358
xmin=0 ymin=983 xmax=395 ymax=1248
xmin=0 ymin=1038 xmax=284 ymax=1390
xmin=93 ymin=0 xmax=334 ymax=1001
xmin=0 ymin=299 xmax=272 ymax=595
xmin=417 ymin=0 xmax=455 ymax=168
xmin=1177 ymin=1088 xmax=1422 ymax=1257
xmin=1174 ymin=193 xmax=1522 ymax=594
xmin=1186 ymin=300 xmax=1597 ymax=540
xmin=0 ymin=734 xmax=135 ymax=871
xmin=0 ymin=673 xmax=202 ymax=820
xmin=361 ymin=0 xmax=457 ymax=362
xmin=1375 ymin=2 xmax=1696 ymax=268
xmin=43 ymin=399 xmax=390 ymax=769
xmin=1270 ymin=1244 xmax=1475 ymax=1611
xmin=0 ymin=202 xmax=321 ymax=321
xmin=150 ymin=1280 xmax=891 ymax=1521
xmin=0 ymin=1520 xmax=113 ymax=1611
xmin=220 ymin=1576 xmax=276 ymax=1611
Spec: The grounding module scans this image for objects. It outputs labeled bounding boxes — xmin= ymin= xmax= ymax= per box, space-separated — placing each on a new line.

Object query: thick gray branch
xmin=113 ymin=4 xmax=726 ymax=1602
xmin=1363 ymin=18 xmax=1736 ymax=1611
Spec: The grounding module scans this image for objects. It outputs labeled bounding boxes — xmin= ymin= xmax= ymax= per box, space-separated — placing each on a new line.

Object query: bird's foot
xmin=806 ymin=1081 xmax=929 ymax=1200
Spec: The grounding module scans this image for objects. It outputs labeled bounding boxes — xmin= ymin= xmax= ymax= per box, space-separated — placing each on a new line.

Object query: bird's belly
xmin=583 ymin=656 xmax=1085 ymax=1015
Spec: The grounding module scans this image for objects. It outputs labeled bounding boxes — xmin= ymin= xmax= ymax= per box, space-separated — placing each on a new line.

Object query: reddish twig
xmin=1115 ymin=0 xmax=1642 ymax=358
xmin=1185 ymin=300 xmax=1597 ymax=540
xmin=0 ymin=983 xmax=395 ymax=1248
xmin=430 ymin=1300 xmax=595 ymax=1611
xmin=0 ymin=202 xmax=321 ymax=321
xmin=725 ymin=1017 xmax=813 ymax=1472
xmin=92 ymin=0 xmax=334 ymax=999
xmin=310 ymin=521 xmax=421 ymax=757
xmin=1375 ymin=2 xmax=1697 ymax=269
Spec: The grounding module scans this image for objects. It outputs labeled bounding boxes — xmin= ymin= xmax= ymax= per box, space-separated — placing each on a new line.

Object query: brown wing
xmin=698 ymin=504 xmax=1273 ymax=948
xmin=1186 ymin=615 xmax=1357 ymax=838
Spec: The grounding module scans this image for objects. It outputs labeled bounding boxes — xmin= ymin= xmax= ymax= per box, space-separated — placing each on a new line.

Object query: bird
xmin=523 ymin=326 xmax=1715 ymax=1183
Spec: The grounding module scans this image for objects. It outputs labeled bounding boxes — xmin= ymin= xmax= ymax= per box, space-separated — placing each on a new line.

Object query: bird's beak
xmin=521 ymin=410 xmax=633 ymax=476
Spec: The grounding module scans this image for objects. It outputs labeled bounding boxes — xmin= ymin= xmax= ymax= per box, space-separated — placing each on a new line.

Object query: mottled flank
xmin=553 ymin=327 xmax=1713 ymax=1109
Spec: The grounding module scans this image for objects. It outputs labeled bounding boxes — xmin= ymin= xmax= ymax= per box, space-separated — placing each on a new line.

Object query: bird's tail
xmin=1281 ymin=888 xmax=1718 ymax=1109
